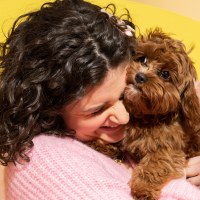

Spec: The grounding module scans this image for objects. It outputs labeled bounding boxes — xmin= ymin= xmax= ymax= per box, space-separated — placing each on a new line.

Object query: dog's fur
xmin=122 ymin=28 xmax=200 ymax=200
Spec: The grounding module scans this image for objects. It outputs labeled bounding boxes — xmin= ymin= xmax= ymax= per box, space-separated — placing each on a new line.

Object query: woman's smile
xmin=99 ymin=125 xmax=124 ymax=133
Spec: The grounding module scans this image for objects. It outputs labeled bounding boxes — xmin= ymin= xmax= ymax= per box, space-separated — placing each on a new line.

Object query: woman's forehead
xmin=76 ymin=66 xmax=127 ymax=110
xmin=64 ymin=62 xmax=129 ymax=113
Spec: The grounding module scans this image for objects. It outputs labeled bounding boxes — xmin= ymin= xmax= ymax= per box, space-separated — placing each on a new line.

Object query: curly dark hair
xmin=0 ymin=0 xmax=135 ymax=165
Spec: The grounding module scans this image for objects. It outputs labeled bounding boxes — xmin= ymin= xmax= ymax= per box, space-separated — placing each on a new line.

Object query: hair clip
xmin=124 ymin=25 xmax=135 ymax=37
xmin=100 ymin=8 xmax=113 ymax=18
xmin=100 ymin=8 xmax=135 ymax=37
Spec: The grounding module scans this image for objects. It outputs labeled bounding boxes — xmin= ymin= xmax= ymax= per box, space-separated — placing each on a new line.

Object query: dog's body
xmin=122 ymin=28 xmax=200 ymax=200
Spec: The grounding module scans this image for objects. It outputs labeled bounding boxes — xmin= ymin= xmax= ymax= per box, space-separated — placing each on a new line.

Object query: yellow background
xmin=132 ymin=0 xmax=200 ymax=21
xmin=0 ymin=1 xmax=200 ymax=199
xmin=0 ymin=0 xmax=200 ymax=79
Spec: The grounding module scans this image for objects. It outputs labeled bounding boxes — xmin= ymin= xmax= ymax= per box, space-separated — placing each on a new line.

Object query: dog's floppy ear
xmin=175 ymin=43 xmax=200 ymax=132
xmin=181 ymin=78 xmax=200 ymax=133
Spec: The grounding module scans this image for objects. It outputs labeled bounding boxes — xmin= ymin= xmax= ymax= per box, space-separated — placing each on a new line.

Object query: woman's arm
xmin=160 ymin=178 xmax=200 ymax=199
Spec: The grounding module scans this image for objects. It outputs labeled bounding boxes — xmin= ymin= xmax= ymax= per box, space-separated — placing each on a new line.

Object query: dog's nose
xmin=135 ymin=72 xmax=148 ymax=83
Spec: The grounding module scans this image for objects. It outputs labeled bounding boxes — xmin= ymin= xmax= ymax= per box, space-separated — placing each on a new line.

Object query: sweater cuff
xmin=160 ymin=178 xmax=200 ymax=200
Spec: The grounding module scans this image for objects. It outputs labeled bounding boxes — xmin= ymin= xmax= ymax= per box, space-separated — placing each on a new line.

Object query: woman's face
xmin=62 ymin=62 xmax=130 ymax=144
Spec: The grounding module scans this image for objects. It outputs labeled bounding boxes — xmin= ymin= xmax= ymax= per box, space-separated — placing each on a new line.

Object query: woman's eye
xmin=137 ymin=56 xmax=147 ymax=65
xmin=159 ymin=70 xmax=171 ymax=80
xmin=91 ymin=108 xmax=105 ymax=116
xmin=91 ymin=110 xmax=102 ymax=116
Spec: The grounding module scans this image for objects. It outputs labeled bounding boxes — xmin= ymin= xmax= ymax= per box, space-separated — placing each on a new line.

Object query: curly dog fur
xmin=122 ymin=28 xmax=200 ymax=199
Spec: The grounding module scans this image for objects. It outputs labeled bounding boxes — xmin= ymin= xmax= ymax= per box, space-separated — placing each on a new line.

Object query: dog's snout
xmin=135 ymin=73 xmax=148 ymax=83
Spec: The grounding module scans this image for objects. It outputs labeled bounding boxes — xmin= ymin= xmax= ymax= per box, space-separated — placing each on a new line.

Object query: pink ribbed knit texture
xmin=5 ymin=135 xmax=200 ymax=200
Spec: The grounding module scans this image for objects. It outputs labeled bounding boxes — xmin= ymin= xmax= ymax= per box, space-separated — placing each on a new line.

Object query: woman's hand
xmin=186 ymin=156 xmax=200 ymax=189
xmin=187 ymin=82 xmax=200 ymax=188
xmin=195 ymin=81 xmax=200 ymax=101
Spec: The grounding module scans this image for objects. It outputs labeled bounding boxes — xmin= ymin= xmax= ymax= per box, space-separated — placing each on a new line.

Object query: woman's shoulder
xmin=32 ymin=134 xmax=91 ymax=159
xmin=6 ymin=135 xmax=132 ymax=200
xmin=7 ymin=134 xmax=130 ymax=176
xmin=33 ymin=134 xmax=86 ymax=150
xmin=7 ymin=134 xmax=131 ymax=180
xmin=30 ymin=134 xmax=110 ymax=171
xmin=31 ymin=134 xmax=130 ymax=178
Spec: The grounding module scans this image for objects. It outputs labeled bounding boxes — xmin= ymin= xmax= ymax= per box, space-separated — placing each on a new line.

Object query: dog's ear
xmin=175 ymin=42 xmax=200 ymax=132
xmin=181 ymin=79 xmax=200 ymax=132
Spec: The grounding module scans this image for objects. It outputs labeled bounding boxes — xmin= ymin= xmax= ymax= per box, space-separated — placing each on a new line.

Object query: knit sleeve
xmin=160 ymin=178 xmax=200 ymax=200
xmin=6 ymin=135 xmax=133 ymax=200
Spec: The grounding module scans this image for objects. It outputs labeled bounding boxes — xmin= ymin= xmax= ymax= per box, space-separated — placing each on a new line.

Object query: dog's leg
xmin=130 ymin=151 xmax=186 ymax=200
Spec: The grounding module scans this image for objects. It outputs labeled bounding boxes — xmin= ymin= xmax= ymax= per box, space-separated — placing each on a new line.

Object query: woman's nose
xmin=109 ymin=101 xmax=129 ymax=124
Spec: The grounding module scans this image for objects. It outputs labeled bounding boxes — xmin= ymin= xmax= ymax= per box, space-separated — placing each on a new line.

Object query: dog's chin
xmin=124 ymin=84 xmax=179 ymax=117
xmin=125 ymin=83 xmax=142 ymax=96
xmin=124 ymin=84 xmax=152 ymax=116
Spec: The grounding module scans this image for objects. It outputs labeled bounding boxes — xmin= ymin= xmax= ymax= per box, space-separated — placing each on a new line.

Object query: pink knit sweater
xmin=5 ymin=135 xmax=200 ymax=200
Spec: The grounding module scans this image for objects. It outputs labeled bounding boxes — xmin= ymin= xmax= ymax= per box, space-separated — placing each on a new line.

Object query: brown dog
xmin=122 ymin=28 xmax=200 ymax=199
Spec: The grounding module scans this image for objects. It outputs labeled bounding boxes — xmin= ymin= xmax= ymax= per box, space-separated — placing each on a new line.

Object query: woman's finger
xmin=187 ymin=156 xmax=200 ymax=166
xmin=187 ymin=175 xmax=200 ymax=187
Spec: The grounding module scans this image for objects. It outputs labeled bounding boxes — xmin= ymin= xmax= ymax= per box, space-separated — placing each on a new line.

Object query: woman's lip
xmin=99 ymin=125 xmax=123 ymax=133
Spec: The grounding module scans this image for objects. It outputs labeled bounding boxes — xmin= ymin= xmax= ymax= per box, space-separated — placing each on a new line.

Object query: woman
xmin=0 ymin=0 xmax=200 ymax=199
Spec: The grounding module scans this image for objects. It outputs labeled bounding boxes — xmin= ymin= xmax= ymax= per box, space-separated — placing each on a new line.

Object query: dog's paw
xmin=131 ymin=188 xmax=159 ymax=200
xmin=130 ymin=175 xmax=161 ymax=200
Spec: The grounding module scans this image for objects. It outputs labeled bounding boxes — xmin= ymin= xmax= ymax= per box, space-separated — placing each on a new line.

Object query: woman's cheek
xmin=79 ymin=115 xmax=107 ymax=132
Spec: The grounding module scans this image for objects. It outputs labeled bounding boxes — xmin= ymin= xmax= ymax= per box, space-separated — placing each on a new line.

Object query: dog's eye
xmin=137 ymin=56 xmax=147 ymax=65
xmin=159 ymin=70 xmax=170 ymax=80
